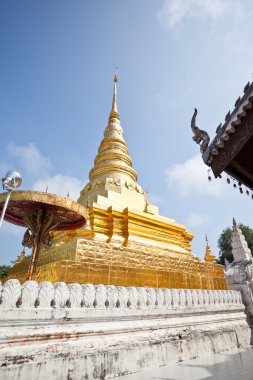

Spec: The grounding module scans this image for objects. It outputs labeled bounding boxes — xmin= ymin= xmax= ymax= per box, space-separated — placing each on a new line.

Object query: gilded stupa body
xmin=9 ymin=75 xmax=226 ymax=290
xmin=79 ymin=74 xmax=158 ymax=216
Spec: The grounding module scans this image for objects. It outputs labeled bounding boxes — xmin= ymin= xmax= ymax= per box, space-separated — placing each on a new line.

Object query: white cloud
xmin=33 ymin=174 xmax=85 ymax=201
xmin=187 ymin=213 xmax=209 ymax=227
xmin=157 ymin=0 xmax=245 ymax=31
xmin=166 ymin=154 xmax=226 ymax=196
xmin=2 ymin=142 xmax=86 ymax=200
xmin=7 ymin=142 xmax=52 ymax=177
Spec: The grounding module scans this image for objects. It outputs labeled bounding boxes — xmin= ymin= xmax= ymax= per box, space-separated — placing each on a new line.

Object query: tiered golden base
xmin=9 ymin=238 xmax=226 ymax=289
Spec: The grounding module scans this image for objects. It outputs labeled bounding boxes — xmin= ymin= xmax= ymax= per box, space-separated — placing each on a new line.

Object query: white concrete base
xmin=116 ymin=347 xmax=253 ymax=380
xmin=0 ymin=280 xmax=251 ymax=380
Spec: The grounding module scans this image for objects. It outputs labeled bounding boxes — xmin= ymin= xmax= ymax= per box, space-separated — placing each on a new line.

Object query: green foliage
xmin=0 ymin=265 xmax=10 ymax=279
xmin=217 ymin=224 xmax=253 ymax=265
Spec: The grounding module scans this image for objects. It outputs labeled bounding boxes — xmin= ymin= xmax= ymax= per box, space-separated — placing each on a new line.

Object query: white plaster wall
xmin=0 ymin=280 xmax=251 ymax=380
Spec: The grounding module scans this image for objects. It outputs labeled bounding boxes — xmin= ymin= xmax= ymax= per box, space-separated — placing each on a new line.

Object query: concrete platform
xmin=0 ymin=281 xmax=251 ymax=379
xmin=116 ymin=347 xmax=253 ymax=380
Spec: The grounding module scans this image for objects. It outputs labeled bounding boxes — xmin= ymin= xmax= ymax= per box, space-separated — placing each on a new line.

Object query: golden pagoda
xmin=9 ymin=75 xmax=226 ymax=290
xmin=204 ymin=235 xmax=216 ymax=262
xmin=14 ymin=248 xmax=26 ymax=265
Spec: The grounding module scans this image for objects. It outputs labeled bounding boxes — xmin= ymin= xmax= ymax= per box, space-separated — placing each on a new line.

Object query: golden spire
xmin=15 ymin=247 xmax=26 ymax=265
xmin=204 ymin=235 xmax=216 ymax=262
xmin=109 ymin=70 xmax=120 ymax=122
xmin=86 ymin=71 xmax=138 ymax=186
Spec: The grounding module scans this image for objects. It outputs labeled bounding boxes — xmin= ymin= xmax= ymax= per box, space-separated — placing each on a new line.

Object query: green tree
xmin=0 ymin=265 xmax=10 ymax=279
xmin=217 ymin=224 xmax=253 ymax=265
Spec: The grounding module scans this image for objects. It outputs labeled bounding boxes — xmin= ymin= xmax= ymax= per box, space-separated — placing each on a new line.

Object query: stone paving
xmin=116 ymin=347 xmax=253 ymax=380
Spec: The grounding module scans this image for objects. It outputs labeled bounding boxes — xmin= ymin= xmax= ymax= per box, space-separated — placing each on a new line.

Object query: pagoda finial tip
xmin=204 ymin=234 xmax=216 ymax=262
xmin=109 ymin=69 xmax=120 ymax=122
xmin=233 ymin=217 xmax=237 ymax=227
xmin=114 ymin=67 xmax=118 ymax=83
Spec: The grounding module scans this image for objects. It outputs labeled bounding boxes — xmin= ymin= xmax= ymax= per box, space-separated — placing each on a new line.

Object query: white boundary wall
xmin=0 ymin=280 xmax=251 ymax=379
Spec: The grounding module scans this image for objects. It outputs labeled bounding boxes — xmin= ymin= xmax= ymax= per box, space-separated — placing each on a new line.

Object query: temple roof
xmin=202 ymin=81 xmax=253 ymax=166
xmin=192 ymin=81 xmax=253 ymax=189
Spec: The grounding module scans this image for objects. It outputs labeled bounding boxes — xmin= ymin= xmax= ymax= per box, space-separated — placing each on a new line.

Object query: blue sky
xmin=1 ymin=0 xmax=253 ymax=265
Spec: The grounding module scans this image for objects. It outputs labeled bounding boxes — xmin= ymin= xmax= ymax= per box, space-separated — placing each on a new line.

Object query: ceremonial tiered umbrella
xmin=0 ymin=190 xmax=87 ymax=280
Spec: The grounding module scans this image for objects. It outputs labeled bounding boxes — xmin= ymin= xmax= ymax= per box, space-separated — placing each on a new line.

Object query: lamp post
xmin=0 ymin=171 xmax=22 ymax=230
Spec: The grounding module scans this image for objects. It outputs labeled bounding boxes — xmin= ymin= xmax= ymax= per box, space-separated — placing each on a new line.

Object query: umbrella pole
xmin=0 ymin=190 xmax=12 ymax=230
xmin=27 ymin=209 xmax=44 ymax=281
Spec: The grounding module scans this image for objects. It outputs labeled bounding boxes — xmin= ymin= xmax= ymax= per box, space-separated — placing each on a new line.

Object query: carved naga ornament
xmin=22 ymin=209 xmax=59 ymax=249
xmin=191 ymin=108 xmax=210 ymax=154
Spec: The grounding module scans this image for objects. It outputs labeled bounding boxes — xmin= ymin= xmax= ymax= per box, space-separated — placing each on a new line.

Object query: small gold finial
xmin=45 ymin=186 xmax=48 ymax=193
xmin=109 ymin=69 xmax=120 ymax=123
xmin=204 ymin=234 xmax=216 ymax=262
xmin=15 ymin=247 xmax=26 ymax=265
xmin=143 ymin=189 xmax=154 ymax=214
